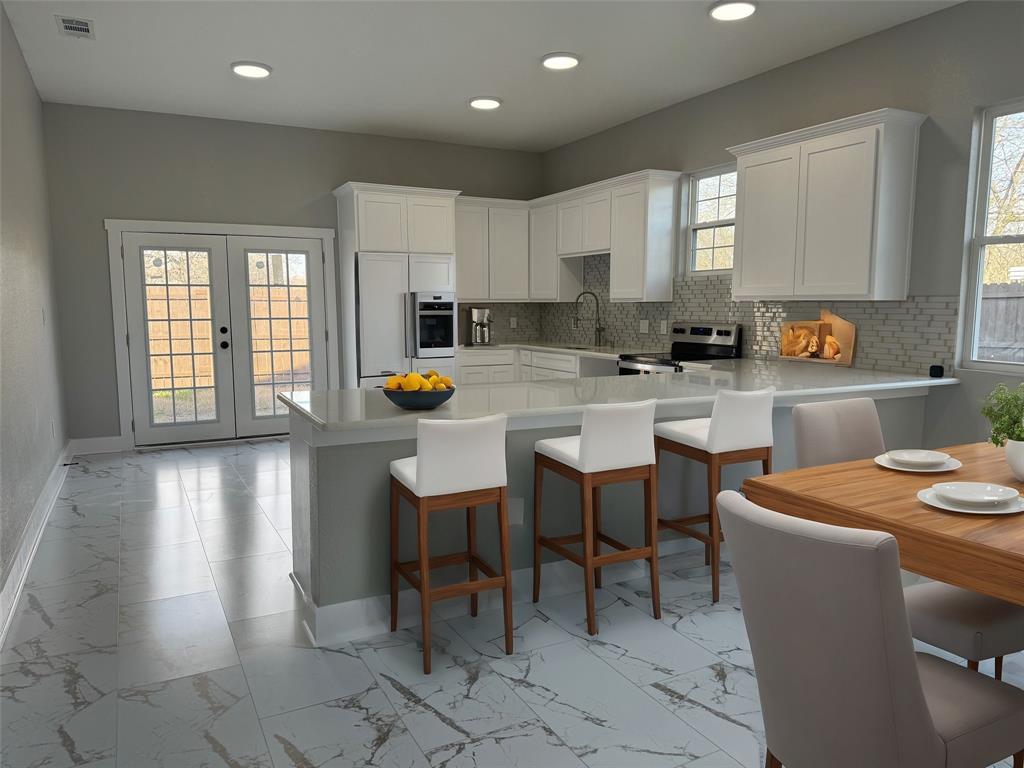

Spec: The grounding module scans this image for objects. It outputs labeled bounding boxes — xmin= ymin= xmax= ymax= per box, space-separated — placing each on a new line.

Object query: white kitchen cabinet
xmin=413 ymin=358 xmax=455 ymax=378
xmin=732 ymin=145 xmax=801 ymax=298
xmin=608 ymin=175 xmax=676 ymax=302
xmin=556 ymin=199 xmax=583 ymax=255
xmin=356 ymin=191 xmax=408 ymax=252
xmin=407 ymin=195 xmax=454 ymax=253
xmin=490 ymin=365 xmax=516 ymax=383
xmin=356 ymin=252 xmax=409 ymax=378
xmin=529 ymin=204 xmax=583 ymax=302
xmin=488 ymin=207 xmax=530 ymax=300
xmin=581 ymin=191 xmax=611 ymax=252
xmin=729 ymin=108 xmax=925 ymax=300
xmin=459 ymin=366 xmax=490 ymax=385
xmin=409 ymin=253 xmax=455 ymax=292
xmin=455 ymin=205 xmax=489 ymax=300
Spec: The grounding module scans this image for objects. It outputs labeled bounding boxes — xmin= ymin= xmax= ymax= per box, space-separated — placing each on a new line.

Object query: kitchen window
xmin=965 ymin=98 xmax=1024 ymax=370
xmin=688 ymin=166 xmax=737 ymax=273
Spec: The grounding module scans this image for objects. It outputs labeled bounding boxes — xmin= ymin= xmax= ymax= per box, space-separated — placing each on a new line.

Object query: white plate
xmin=931 ymin=481 xmax=1020 ymax=507
xmin=886 ymin=449 xmax=951 ymax=467
xmin=875 ymin=454 xmax=962 ymax=473
xmin=918 ymin=488 xmax=1024 ymax=515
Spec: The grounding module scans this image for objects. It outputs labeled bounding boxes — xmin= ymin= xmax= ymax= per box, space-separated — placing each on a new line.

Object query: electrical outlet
xmin=660 ymin=320 xmax=668 ymax=334
xmin=571 ymin=317 xmax=580 ymax=330
xmin=639 ymin=319 xmax=650 ymax=334
xmin=508 ymin=497 xmax=525 ymax=526
xmin=509 ymin=317 xmax=517 ymax=329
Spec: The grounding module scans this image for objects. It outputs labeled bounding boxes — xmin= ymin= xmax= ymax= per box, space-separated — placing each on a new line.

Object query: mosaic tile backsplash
xmin=476 ymin=254 xmax=958 ymax=376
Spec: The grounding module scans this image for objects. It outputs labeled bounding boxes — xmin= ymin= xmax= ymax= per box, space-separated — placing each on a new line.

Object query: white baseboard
xmin=68 ymin=434 xmax=133 ymax=456
xmin=296 ymin=537 xmax=701 ymax=646
xmin=0 ymin=442 xmax=73 ymax=645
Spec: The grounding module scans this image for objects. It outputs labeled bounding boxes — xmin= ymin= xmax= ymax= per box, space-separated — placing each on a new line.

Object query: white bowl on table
xmin=932 ymin=482 xmax=1020 ymax=508
xmin=886 ymin=449 xmax=950 ymax=468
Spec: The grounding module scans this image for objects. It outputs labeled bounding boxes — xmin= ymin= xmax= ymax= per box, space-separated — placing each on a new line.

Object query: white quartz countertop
xmin=458 ymin=341 xmax=634 ymax=360
xmin=280 ymin=359 xmax=958 ymax=444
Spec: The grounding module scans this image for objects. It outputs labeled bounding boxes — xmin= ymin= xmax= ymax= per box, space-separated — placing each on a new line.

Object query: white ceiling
xmin=6 ymin=0 xmax=954 ymax=152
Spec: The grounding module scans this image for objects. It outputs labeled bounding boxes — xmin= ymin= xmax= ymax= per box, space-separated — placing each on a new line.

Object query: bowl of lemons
xmin=381 ymin=370 xmax=456 ymax=410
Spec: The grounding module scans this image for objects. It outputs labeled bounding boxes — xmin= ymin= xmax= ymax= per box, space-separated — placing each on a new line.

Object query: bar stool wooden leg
xmin=533 ymin=457 xmax=543 ymax=603
xmin=646 ymin=464 xmax=662 ymax=620
xmin=390 ymin=477 xmax=400 ymax=632
xmin=467 ymin=505 xmax=478 ymax=617
xmin=968 ymin=659 xmax=980 ymax=672
xmin=766 ymin=750 xmax=782 ymax=768
xmin=996 ymin=655 xmax=1005 ymax=680
xmin=762 ymin=446 xmax=773 ymax=476
xmin=498 ymin=487 xmax=514 ymax=655
xmin=581 ymin=474 xmax=597 ymax=635
xmin=593 ymin=486 xmax=603 ymax=589
xmin=708 ymin=454 xmax=722 ymax=604
xmin=417 ymin=501 xmax=432 ymax=675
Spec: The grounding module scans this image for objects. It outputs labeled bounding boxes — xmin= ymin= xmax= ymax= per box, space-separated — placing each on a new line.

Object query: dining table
xmin=741 ymin=442 xmax=1024 ymax=607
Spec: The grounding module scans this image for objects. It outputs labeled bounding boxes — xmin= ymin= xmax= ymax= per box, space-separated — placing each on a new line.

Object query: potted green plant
xmin=981 ymin=382 xmax=1024 ymax=481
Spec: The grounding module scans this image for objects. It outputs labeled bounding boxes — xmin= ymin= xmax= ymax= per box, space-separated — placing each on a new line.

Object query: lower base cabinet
xmin=458 ymin=364 xmax=515 ymax=384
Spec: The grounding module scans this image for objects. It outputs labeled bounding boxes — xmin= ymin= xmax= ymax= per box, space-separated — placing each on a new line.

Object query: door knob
xmin=220 ymin=341 xmax=230 ymax=349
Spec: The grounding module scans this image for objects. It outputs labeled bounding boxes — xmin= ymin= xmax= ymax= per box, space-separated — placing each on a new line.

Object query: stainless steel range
xmin=617 ymin=323 xmax=742 ymax=374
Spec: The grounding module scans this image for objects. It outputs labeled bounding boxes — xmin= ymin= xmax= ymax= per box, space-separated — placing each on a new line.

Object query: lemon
xmin=384 ymin=375 xmax=403 ymax=390
xmin=440 ymin=376 xmax=454 ymax=388
xmin=428 ymin=374 xmax=439 ymax=385
xmin=434 ymin=382 xmax=447 ymax=391
xmin=425 ymin=369 xmax=439 ymax=379
xmin=419 ymin=378 xmax=434 ymax=391
xmin=401 ymin=376 xmax=420 ymax=392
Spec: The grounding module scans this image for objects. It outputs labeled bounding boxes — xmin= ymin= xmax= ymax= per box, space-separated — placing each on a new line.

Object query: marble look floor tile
xmin=257 ymin=493 xmax=292 ymax=530
xmin=197 ymin=513 xmax=287 ymax=562
xmin=119 ymin=540 xmax=215 ymax=605
xmin=2 ymin=579 xmax=117 ymax=663
xmin=230 ymin=610 xmax=375 ymax=718
xmin=646 ymin=661 xmax=764 ymax=768
xmin=489 ymin=638 xmax=718 ymax=768
xmin=66 ymin=461 xmax=124 ymax=481
xmin=230 ymin=454 xmax=288 ymax=474
xmin=189 ymin=486 xmax=265 ymax=521
xmin=686 ymin=752 xmax=745 ymax=768
xmin=25 ymin=534 xmax=119 ymax=589
xmin=117 ymin=664 xmax=272 ymax=767
xmin=0 ymin=648 xmax=117 ymax=768
xmin=244 ymin=470 xmax=292 ymax=498
xmin=177 ymin=464 xmax=247 ymax=492
xmin=42 ymin=502 xmax=121 ymax=541
xmin=58 ymin=475 xmax=125 ymax=498
xmin=609 ymin=573 xmax=753 ymax=669
xmin=446 ymin=603 xmax=574 ymax=659
xmin=356 ymin=624 xmax=581 ymax=767
xmin=120 ymin=504 xmax=199 ymax=550
xmin=261 ymin=685 xmax=428 ymax=768
xmin=211 ymin=550 xmax=301 ymax=621
xmin=537 ymin=591 xmax=719 ymax=686
xmin=279 ymin=528 xmax=293 ymax=551
xmin=117 ymin=591 xmax=238 ymax=688
xmin=119 ymin=481 xmax=191 ymax=514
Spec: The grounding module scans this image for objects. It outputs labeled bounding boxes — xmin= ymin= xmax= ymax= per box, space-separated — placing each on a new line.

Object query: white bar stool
xmin=390 ymin=413 xmax=512 ymax=674
xmin=655 ymin=388 xmax=774 ymax=603
xmin=532 ymin=399 xmax=661 ymax=635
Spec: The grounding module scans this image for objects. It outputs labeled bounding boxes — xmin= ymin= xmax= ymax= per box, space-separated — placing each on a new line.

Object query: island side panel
xmin=289 ymin=413 xmax=318 ymax=606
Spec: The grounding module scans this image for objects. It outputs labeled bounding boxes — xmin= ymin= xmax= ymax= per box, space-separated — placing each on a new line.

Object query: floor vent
xmin=54 ymin=15 xmax=95 ymax=39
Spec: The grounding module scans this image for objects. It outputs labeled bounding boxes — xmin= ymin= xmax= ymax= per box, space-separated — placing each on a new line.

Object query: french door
xmin=123 ymin=232 xmax=327 ymax=445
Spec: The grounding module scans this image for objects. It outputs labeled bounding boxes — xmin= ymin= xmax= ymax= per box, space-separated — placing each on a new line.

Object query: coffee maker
xmin=462 ymin=307 xmax=493 ymax=346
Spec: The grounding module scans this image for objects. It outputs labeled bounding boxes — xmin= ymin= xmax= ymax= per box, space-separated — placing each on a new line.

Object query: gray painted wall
xmin=541 ymin=0 xmax=1024 ymax=299
xmin=41 ymin=104 xmax=544 ymax=439
xmin=1 ymin=8 xmax=67 ymax=589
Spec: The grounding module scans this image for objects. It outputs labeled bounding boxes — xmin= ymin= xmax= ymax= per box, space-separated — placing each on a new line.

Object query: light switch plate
xmin=509 ymin=317 xmax=517 ymax=329
xmin=660 ymin=320 xmax=668 ymax=334
xmin=639 ymin=319 xmax=650 ymax=334
xmin=508 ymin=497 xmax=525 ymax=525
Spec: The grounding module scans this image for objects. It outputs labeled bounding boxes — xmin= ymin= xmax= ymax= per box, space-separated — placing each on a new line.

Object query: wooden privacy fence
xmin=978 ymin=283 xmax=1024 ymax=364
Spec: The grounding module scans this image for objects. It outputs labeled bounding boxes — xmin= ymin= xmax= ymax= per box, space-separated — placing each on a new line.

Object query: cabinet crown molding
xmin=727 ymin=108 xmax=926 ymax=157
xmin=456 ymin=196 xmax=531 ymax=209
xmin=333 ymin=181 xmax=461 ymax=198
xmin=532 ymin=169 xmax=681 ymax=207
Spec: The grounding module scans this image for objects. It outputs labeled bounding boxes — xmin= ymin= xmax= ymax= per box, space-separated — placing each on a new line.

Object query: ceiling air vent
xmin=54 ymin=15 xmax=95 ymax=39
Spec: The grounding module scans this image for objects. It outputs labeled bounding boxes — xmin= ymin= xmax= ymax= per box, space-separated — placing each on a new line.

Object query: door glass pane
xmin=141 ymin=248 xmax=218 ymax=425
xmin=246 ymin=250 xmax=313 ymax=417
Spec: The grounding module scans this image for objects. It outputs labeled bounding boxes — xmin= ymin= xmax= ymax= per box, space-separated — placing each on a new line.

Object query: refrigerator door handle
xmin=403 ymin=295 xmax=413 ymax=359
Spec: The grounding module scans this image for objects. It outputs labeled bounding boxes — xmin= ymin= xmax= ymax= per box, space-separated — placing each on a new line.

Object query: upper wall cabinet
xmin=729 ymin=108 xmax=925 ymax=301
xmin=530 ymin=204 xmax=583 ymax=302
xmin=335 ymin=182 xmax=459 ymax=255
xmin=455 ymin=199 xmax=530 ymax=302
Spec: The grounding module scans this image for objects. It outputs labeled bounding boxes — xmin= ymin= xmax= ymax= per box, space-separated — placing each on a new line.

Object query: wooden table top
xmin=741 ymin=442 xmax=1024 ymax=605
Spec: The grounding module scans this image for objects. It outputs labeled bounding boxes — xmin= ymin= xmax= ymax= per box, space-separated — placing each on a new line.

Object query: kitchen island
xmin=279 ymin=359 xmax=957 ymax=644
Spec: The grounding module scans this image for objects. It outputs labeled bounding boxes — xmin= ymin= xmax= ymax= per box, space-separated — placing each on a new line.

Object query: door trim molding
xmin=105 ymin=219 xmax=338 ymax=448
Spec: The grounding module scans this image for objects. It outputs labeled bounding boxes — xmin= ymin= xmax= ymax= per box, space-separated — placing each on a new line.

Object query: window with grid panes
xmin=689 ymin=168 xmax=736 ymax=272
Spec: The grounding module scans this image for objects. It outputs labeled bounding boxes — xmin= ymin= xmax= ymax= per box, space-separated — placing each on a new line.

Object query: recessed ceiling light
xmin=542 ymin=53 xmax=580 ymax=71
xmin=709 ymin=1 xmax=756 ymax=21
xmin=469 ymin=97 xmax=502 ymax=111
xmin=231 ymin=61 xmax=272 ymax=79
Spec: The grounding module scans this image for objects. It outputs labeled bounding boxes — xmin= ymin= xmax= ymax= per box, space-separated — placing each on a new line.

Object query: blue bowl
xmin=382 ymin=387 xmax=455 ymax=411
